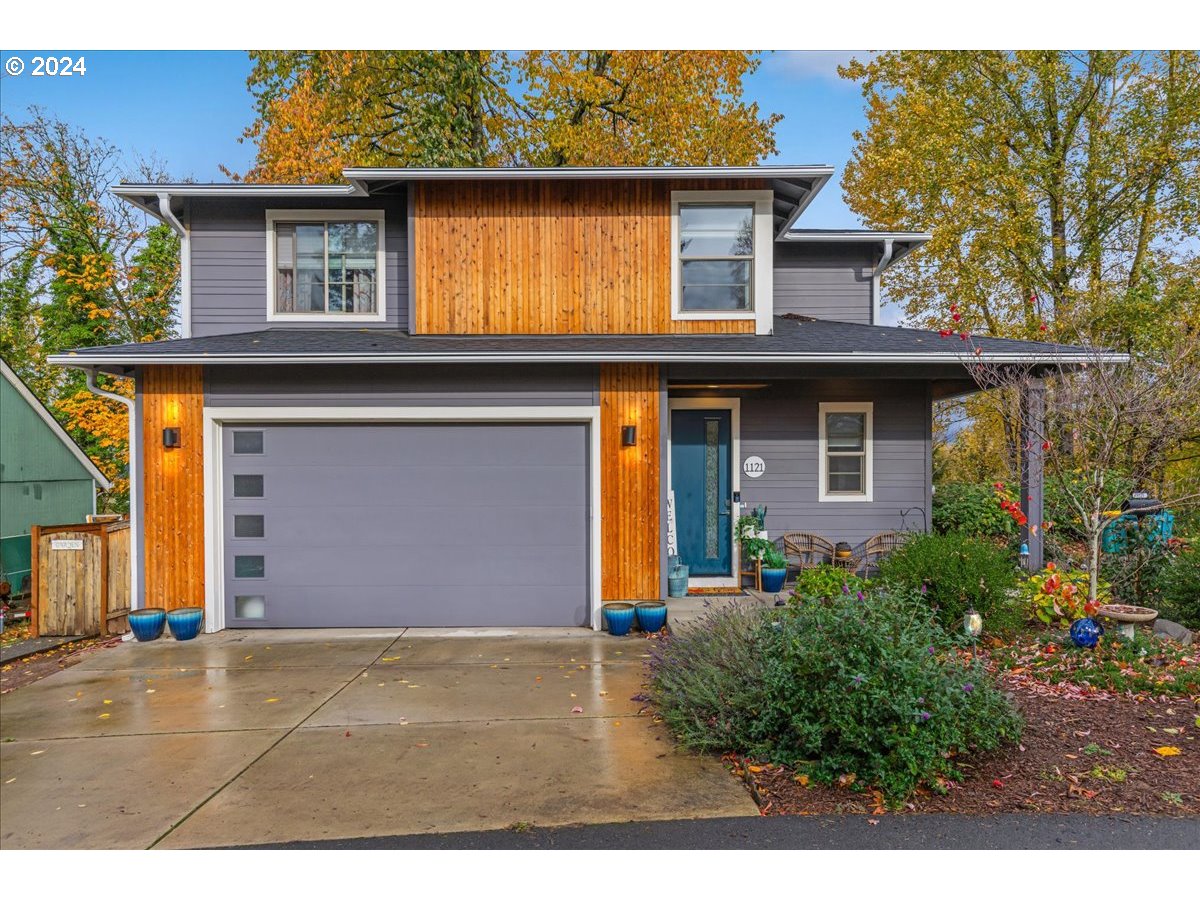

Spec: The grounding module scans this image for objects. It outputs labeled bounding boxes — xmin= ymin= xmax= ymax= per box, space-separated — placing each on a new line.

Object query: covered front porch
xmin=604 ymin=361 xmax=1049 ymax=602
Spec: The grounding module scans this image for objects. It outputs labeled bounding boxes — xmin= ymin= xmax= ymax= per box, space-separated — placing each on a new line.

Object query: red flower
xmin=1039 ymin=323 xmax=1048 ymax=332
xmin=952 ymin=312 xmax=962 ymax=322
xmin=959 ymin=332 xmax=970 ymax=340
xmin=939 ymin=329 xmax=953 ymax=337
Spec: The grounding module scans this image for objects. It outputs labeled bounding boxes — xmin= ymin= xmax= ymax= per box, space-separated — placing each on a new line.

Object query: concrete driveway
xmin=0 ymin=627 xmax=755 ymax=849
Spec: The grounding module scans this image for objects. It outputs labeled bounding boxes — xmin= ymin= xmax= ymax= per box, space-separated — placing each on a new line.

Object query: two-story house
xmin=51 ymin=166 xmax=1107 ymax=632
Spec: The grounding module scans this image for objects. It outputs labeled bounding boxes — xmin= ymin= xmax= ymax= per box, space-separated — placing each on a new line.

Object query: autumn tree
xmin=1 ymin=109 xmax=180 ymax=509
xmin=842 ymin=51 xmax=1200 ymax=340
xmin=234 ymin=50 xmax=780 ymax=182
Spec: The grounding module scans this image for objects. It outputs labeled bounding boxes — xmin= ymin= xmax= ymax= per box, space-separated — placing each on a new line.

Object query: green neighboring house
xmin=1 ymin=359 xmax=112 ymax=594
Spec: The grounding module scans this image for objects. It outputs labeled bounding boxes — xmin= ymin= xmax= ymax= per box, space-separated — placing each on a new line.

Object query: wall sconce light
xmin=162 ymin=427 xmax=181 ymax=449
xmin=621 ymin=425 xmax=637 ymax=447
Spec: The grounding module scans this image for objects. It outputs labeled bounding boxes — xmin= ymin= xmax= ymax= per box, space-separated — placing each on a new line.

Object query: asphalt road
xmin=240 ymin=814 xmax=1200 ymax=850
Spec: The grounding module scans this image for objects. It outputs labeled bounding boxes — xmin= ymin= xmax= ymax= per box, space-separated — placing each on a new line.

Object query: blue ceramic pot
xmin=1069 ymin=616 xmax=1104 ymax=649
xmin=604 ymin=603 xmax=636 ymax=636
xmin=760 ymin=567 xmax=787 ymax=594
xmin=635 ymin=601 xmax=668 ymax=632
xmin=129 ymin=607 xmax=166 ymax=642
xmin=167 ymin=606 xmax=204 ymax=641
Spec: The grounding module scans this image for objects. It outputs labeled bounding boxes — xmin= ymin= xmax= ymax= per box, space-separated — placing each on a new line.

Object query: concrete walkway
xmin=0 ymin=627 xmax=756 ymax=849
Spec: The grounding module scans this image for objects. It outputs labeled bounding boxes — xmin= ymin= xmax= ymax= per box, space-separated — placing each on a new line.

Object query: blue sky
xmin=1 ymin=50 xmax=871 ymax=229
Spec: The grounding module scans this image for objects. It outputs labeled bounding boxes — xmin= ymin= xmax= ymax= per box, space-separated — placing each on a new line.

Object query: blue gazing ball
xmin=1069 ymin=617 xmax=1104 ymax=649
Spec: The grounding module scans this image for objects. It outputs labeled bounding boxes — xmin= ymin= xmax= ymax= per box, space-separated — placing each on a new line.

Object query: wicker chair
xmin=779 ymin=532 xmax=836 ymax=576
xmin=849 ymin=531 xmax=910 ymax=576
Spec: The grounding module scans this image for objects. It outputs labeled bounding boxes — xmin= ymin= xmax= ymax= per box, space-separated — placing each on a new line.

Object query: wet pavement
xmin=0 ymin=627 xmax=756 ymax=849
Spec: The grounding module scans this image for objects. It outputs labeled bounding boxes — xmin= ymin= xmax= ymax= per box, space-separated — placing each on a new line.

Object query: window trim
xmin=669 ymin=190 xmax=774 ymax=335
xmin=266 ymin=209 xmax=387 ymax=323
xmin=818 ymin=402 xmax=874 ymax=502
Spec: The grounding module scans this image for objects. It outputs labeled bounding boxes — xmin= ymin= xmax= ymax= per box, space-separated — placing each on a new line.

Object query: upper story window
xmin=818 ymin=402 xmax=874 ymax=502
xmin=266 ymin=210 xmax=386 ymax=322
xmin=678 ymin=205 xmax=754 ymax=312
xmin=670 ymin=190 xmax=774 ymax=334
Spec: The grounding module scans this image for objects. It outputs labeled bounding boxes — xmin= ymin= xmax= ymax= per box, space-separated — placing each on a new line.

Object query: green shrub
xmin=648 ymin=591 xmax=1022 ymax=803
xmin=876 ymin=532 xmax=1023 ymax=632
xmin=1153 ymin=547 xmax=1200 ymax=629
xmin=790 ymin=564 xmax=867 ymax=602
xmin=933 ymin=482 xmax=1016 ymax=538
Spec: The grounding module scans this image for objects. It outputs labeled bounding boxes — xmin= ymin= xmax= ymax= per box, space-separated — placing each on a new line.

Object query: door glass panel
xmin=232 ymin=431 xmax=264 ymax=455
xmin=234 ymin=596 xmax=266 ymax=619
xmin=232 ymin=474 xmax=264 ymax=498
xmin=233 ymin=515 xmax=265 ymax=538
xmin=704 ymin=417 xmax=720 ymax=558
xmin=234 ymin=555 xmax=265 ymax=578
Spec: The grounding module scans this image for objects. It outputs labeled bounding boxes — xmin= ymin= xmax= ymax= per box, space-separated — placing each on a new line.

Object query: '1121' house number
xmin=742 ymin=456 xmax=765 ymax=478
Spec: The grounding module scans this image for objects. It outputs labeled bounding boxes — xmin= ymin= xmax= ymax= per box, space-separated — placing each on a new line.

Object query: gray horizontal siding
xmin=188 ymin=194 xmax=408 ymax=336
xmin=204 ymin=364 xmax=599 ymax=408
xmin=773 ymin=242 xmax=876 ymax=325
xmin=731 ymin=379 xmax=931 ymax=546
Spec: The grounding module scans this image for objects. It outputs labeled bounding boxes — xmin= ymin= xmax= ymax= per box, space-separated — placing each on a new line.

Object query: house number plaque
xmin=51 ymin=539 xmax=84 ymax=551
xmin=742 ymin=456 xmax=765 ymax=478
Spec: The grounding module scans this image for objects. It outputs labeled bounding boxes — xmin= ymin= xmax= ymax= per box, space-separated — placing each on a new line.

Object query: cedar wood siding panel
xmin=600 ymin=363 xmax=661 ymax=601
xmin=141 ymin=365 xmax=205 ymax=611
xmin=731 ymin=379 xmax=931 ymax=546
xmin=204 ymin=364 xmax=599 ymax=408
xmin=188 ymin=194 xmax=408 ymax=336
xmin=773 ymin=242 xmax=876 ymax=325
xmin=413 ymin=179 xmax=767 ymax=335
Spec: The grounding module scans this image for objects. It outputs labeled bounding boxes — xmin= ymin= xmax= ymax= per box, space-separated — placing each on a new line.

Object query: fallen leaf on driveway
xmin=571 ymin=706 xmax=584 ymax=714
xmin=867 ymin=819 xmax=879 ymax=826
xmin=102 ymin=700 xmax=112 ymax=705
xmin=4 ymin=778 xmax=15 ymax=784
xmin=30 ymin=750 xmax=45 ymax=756
xmin=98 ymin=713 xmax=110 ymax=719
xmin=265 ymin=698 xmax=279 ymax=703
xmin=145 ymin=689 xmax=155 ymax=694
xmin=1154 ymin=746 xmax=1182 ymax=757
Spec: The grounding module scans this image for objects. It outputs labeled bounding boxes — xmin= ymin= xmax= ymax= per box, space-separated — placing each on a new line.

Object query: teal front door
xmin=671 ymin=409 xmax=733 ymax=576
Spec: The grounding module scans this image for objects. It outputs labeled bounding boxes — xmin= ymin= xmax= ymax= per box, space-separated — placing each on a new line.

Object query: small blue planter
xmin=760 ymin=567 xmax=787 ymax=594
xmin=603 ymin=602 xmax=636 ymax=636
xmin=128 ymin=607 xmax=166 ymax=642
xmin=635 ymin=601 xmax=668 ymax=633
xmin=1069 ymin=617 xmax=1104 ymax=649
xmin=167 ymin=606 xmax=204 ymax=641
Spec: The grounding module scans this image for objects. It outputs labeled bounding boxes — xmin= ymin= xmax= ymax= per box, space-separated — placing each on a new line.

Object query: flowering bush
xmin=648 ymin=590 xmax=1022 ymax=804
xmin=932 ymin=482 xmax=1017 ymax=537
xmin=1023 ymin=562 xmax=1109 ymax=625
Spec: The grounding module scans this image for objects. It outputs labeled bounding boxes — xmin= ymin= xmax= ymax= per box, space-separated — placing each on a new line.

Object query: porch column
xmin=599 ymin=363 xmax=661 ymax=601
xmin=1020 ymin=379 xmax=1046 ymax=572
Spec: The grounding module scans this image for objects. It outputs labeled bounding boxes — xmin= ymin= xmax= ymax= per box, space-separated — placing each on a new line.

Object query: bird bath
xmin=1098 ymin=604 xmax=1159 ymax=639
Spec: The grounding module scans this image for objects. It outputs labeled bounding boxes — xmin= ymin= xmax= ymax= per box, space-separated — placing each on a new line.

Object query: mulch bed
xmin=732 ymin=688 xmax=1199 ymax=818
xmin=0 ymin=634 xmax=122 ymax=693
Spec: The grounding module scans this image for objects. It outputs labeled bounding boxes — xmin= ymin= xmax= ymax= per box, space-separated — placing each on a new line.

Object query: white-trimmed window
xmin=267 ymin=210 xmax=386 ymax=322
xmin=818 ymin=402 xmax=873 ymax=502
xmin=670 ymin=190 xmax=774 ymax=334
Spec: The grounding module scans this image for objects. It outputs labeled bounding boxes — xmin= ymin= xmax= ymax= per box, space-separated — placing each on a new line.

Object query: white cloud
xmin=769 ymin=50 xmax=874 ymax=85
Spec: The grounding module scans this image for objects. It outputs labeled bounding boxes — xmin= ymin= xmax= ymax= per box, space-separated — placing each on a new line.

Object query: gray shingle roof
xmin=48 ymin=317 xmax=1116 ymax=367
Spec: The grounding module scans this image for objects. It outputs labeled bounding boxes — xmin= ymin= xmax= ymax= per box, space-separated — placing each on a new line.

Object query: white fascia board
xmin=48 ymin=351 xmax=1131 ymax=367
xmin=782 ymin=231 xmax=932 ymax=242
xmin=343 ymin=165 xmax=836 ymax=182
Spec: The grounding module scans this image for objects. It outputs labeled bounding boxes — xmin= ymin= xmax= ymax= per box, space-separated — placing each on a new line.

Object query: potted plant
xmin=760 ymin=546 xmax=789 ymax=594
xmin=738 ymin=515 xmax=772 ymax=563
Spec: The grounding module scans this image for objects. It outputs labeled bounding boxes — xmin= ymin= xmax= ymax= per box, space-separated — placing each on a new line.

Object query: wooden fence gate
xmin=30 ymin=520 xmax=131 ymax=637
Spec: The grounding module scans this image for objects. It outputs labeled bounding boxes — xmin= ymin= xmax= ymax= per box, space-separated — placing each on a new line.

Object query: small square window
xmin=234 ymin=596 xmax=266 ymax=619
xmin=233 ymin=475 xmax=264 ymax=498
xmin=233 ymin=515 xmax=265 ymax=538
xmin=234 ymin=555 xmax=265 ymax=578
xmin=233 ymin=431 xmax=264 ymax=455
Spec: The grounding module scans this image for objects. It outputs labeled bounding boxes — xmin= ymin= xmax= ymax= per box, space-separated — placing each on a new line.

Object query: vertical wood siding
xmin=413 ymin=180 xmax=765 ymax=335
xmin=600 ymin=363 xmax=661 ymax=601
xmin=142 ymin=365 xmax=205 ymax=610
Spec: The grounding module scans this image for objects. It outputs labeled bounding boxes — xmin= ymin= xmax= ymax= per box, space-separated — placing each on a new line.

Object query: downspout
xmin=870 ymin=238 xmax=894 ymax=325
xmin=86 ymin=368 xmax=140 ymax=613
xmin=157 ymin=193 xmax=191 ymax=339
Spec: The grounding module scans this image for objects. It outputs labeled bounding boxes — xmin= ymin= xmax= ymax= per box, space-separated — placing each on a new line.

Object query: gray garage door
xmin=222 ymin=423 xmax=590 ymax=627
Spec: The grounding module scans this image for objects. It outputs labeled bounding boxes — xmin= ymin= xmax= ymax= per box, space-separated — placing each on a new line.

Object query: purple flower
xmin=851 ymin=674 xmax=865 ymax=686
xmin=856 ymin=591 xmax=865 ymax=601
xmin=842 ymin=583 xmax=850 ymax=594
xmin=917 ymin=697 xmax=925 ymax=705
xmin=920 ymin=583 xmax=928 ymax=595
xmin=962 ymin=682 xmax=975 ymax=694
xmin=919 ymin=711 xmax=931 ymax=722
xmin=927 ymin=646 xmax=936 ymax=655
